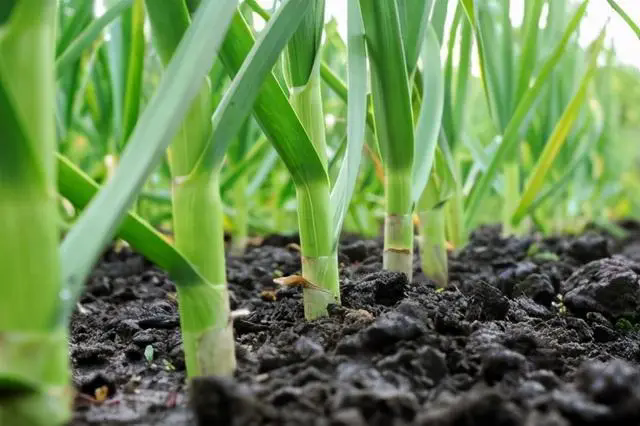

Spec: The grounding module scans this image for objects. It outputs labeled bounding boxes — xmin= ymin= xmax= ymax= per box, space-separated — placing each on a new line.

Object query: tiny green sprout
xmin=552 ymin=295 xmax=567 ymax=316
xmin=533 ymin=251 xmax=560 ymax=263
xmin=615 ymin=318 xmax=634 ymax=332
xmin=144 ymin=345 xmax=154 ymax=363
xmin=527 ymin=242 xmax=541 ymax=257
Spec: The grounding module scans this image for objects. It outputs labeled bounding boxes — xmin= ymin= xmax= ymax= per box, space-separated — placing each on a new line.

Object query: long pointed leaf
xmin=121 ymin=0 xmax=146 ymax=144
xmin=606 ymin=0 xmax=640 ymax=38
xmin=412 ymin=24 xmax=444 ymax=202
xmin=330 ymin=0 xmax=367 ymax=244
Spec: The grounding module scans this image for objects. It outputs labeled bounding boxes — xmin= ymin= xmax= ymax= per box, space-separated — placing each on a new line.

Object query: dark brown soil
xmin=70 ymin=222 xmax=640 ymax=425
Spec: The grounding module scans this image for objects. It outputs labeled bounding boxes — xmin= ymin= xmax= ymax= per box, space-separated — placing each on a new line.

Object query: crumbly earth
xmin=70 ymin=222 xmax=640 ymax=425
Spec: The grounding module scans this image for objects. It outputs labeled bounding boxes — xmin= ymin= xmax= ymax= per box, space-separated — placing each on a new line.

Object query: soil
xmin=70 ymin=221 xmax=640 ymax=426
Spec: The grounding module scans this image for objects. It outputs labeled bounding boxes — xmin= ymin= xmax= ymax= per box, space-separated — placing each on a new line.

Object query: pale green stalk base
xmin=296 ymin=181 xmax=340 ymax=319
xmin=502 ymin=162 xmax=521 ymax=236
xmin=289 ymin=56 xmax=340 ymax=319
xmin=419 ymin=209 xmax=448 ymax=288
xmin=231 ymin=174 xmax=249 ymax=256
xmin=0 ymin=0 xmax=67 ymax=420
xmin=172 ymin=172 xmax=235 ymax=376
xmin=0 ymin=330 xmax=71 ymax=426
xmin=302 ymin=255 xmax=340 ymax=319
xmin=383 ymin=214 xmax=414 ymax=282
xmin=383 ymin=171 xmax=414 ymax=282
xmin=177 ymin=284 xmax=236 ymax=376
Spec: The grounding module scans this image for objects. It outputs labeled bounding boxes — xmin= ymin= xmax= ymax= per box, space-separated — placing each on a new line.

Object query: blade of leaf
xmin=121 ymin=0 xmax=146 ymax=145
xmin=411 ymin=24 xmax=444 ymax=203
xmin=515 ymin=0 xmax=544 ymax=103
xmin=329 ymin=0 xmax=367 ymax=244
xmin=606 ymin=0 xmax=640 ymax=38
xmin=397 ymin=0 xmax=434 ymax=75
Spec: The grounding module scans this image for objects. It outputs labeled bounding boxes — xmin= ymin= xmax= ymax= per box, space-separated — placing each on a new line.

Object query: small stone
xmin=344 ymin=309 xmax=374 ymax=327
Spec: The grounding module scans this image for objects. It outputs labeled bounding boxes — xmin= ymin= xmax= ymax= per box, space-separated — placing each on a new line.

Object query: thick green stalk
xmin=291 ymin=74 xmax=339 ymax=319
xmin=359 ymin=0 xmax=415 ymax=280
xmin=0 ymin=1 xmax=70 ymax=424
xmin=284 ymin=0 xmax=339 ymax=318
xmin=384 ymin=169 xmax=414 ymax=281
xmin=217 ymin=7 xmax=336 ymax=319
xmin=296 ymin=180 xmax=340 ymax=318
xmin=172 ymin=167 xmax=234 ymax=375
xmin=145 ymin=0 xmax=235 ymax=376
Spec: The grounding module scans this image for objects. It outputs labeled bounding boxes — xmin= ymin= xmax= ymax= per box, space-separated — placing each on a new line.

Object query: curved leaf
xmin=412 ymin=24 xmax=444 ymax=203
xmin=330 ymin=0 xmax=367 ymax=245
